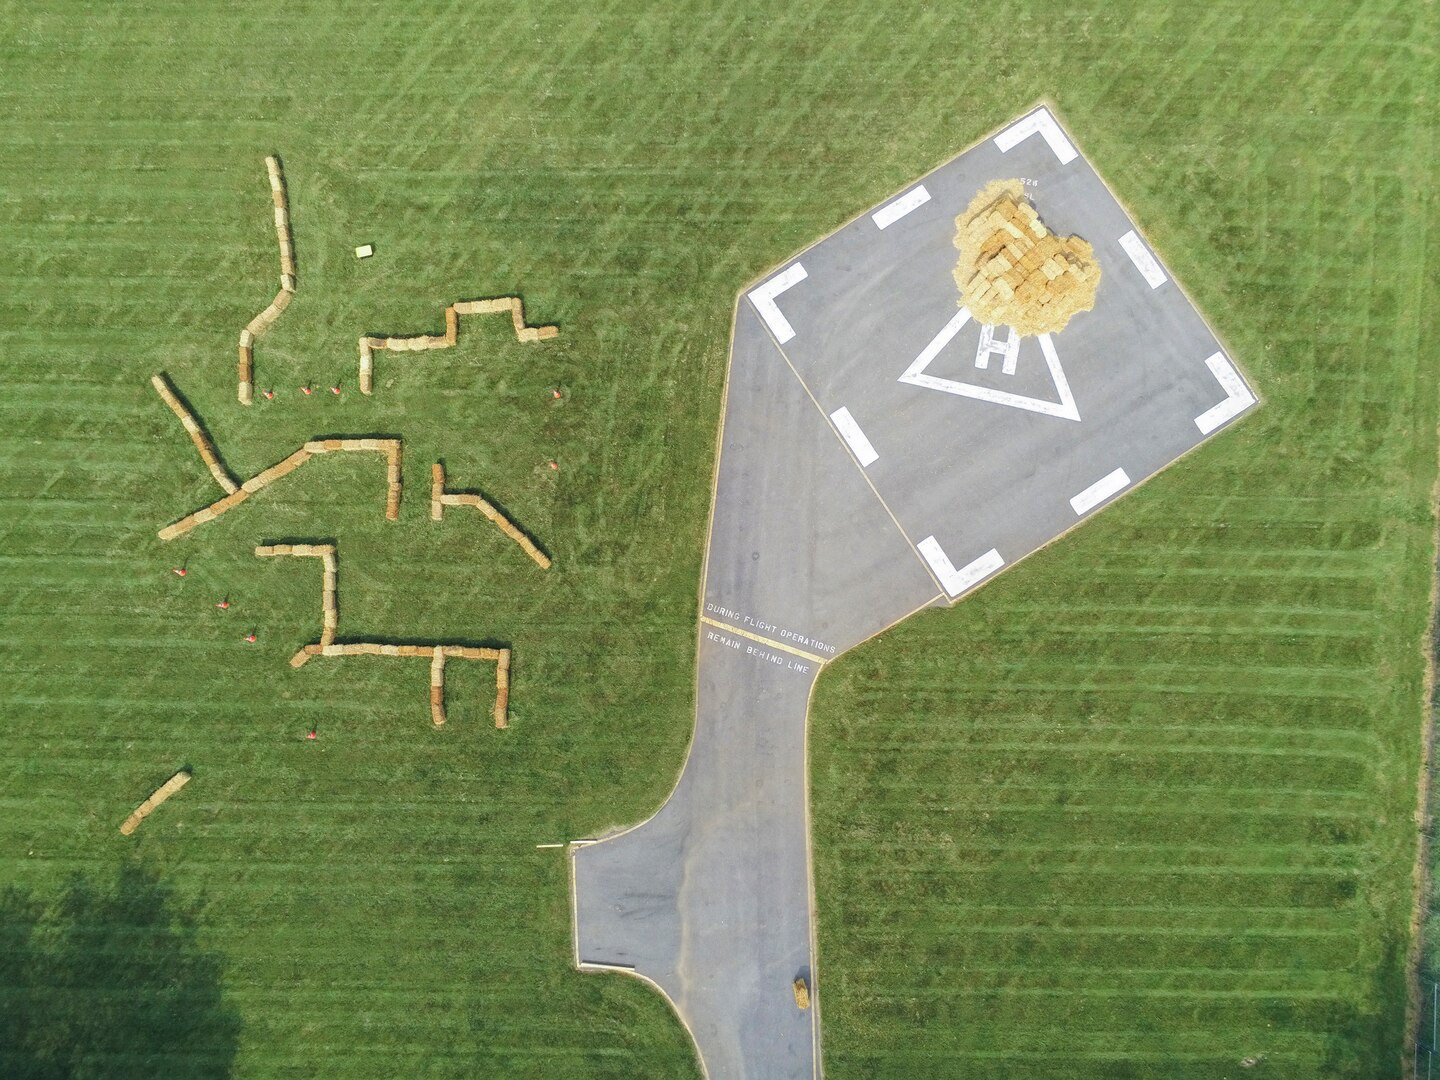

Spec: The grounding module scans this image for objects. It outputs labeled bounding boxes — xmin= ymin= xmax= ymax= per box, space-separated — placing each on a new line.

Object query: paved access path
xmin=571 ymin=105 xmax=1256 ymax=1078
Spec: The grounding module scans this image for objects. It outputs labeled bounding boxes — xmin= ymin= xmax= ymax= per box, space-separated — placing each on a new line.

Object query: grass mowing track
xmin=0 ymin=1 xmax=1435 ymax=1078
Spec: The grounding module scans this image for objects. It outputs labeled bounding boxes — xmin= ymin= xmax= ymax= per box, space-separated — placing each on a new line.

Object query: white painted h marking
xmin=974 ymin=323 xmax=1021 ymax=375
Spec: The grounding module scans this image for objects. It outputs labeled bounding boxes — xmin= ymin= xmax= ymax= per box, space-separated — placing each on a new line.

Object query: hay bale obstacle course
xmin=119 ymin=769 xmax=191 ymax=835
xmin=358 ymin=297 xmax=558 ymax=395
xmin=150 ymin=373 xmax=239 ymax=494
xmin=255 ymin=543 xmax=338 ymax=645
xmin=429 ymin=461 xmax=551 ymax=569
xmin=256 ymin=541 xmax=512 ymax=728
xmin=289 ymin=643 xmax=512 ymax=729
xmin=952 ymin=179 xmax=1100 ymax=337
xmin=238 ymin=155 xmax=297 ymax=405
xmin=158 ymin=437 xmax=401 ymax=541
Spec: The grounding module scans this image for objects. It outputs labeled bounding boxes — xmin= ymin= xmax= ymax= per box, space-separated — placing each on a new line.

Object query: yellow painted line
xmin=699 ymin=617 xmax=827 ymax=665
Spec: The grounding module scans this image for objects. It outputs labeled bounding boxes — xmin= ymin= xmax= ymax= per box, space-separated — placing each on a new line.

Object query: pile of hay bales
xmin=119 ymin=770 xmax=191 ymax=836
xmin=239 ymin=155 xmax=297 ymax=405
xmin=358 ymin=297 xmax=558 ymax=395
xmin=952 ymin=179 xmax=1100 ymax=337
xmin=429 ymin=462 xmax=551 ymax=569
xmin=150 ymin=373 xmax=238 ymax=493
xmin=159 ymin=437 xmax=402 ymax=541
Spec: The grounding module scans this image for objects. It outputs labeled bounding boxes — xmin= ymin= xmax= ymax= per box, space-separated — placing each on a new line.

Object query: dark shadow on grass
xmin=0 ymin=860 xmax=240 ymax=1080
xmin=330 ymin=634 xmax=512 ymax=651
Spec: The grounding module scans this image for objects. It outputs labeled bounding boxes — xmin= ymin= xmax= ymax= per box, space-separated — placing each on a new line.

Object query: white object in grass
xmin=355 ymin=244 xmax=374 ymax=259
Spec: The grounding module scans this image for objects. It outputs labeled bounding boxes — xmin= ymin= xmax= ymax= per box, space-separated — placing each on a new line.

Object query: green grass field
xmin=0 ymin=1 xmax=1435 ymax=1077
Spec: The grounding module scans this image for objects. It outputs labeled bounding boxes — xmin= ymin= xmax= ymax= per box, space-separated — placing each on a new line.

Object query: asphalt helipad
xmin=571 ymin=104 xmax=1257 ymax=1079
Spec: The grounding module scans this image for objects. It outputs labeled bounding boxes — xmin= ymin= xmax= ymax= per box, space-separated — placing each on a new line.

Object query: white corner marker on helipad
xmin=747 ymin=263 xmax=808 ymax=344
xmin=1194 ymin=351 xmax=1256 ymax=434
xmin=1118 ymin=231 xmax=1166 ymax=289
xmin=1070 ymin=467 xmax=1132 ymax=516
xmin=872 ymin=185 xmax=931 ymax=230
xmin=829 ymin=406 xmax=879 ymax=467
xmin=993 ymin=107 xmax=1078 ymax=165
xmin=917 ymin=537 xmax=1004 ymax=598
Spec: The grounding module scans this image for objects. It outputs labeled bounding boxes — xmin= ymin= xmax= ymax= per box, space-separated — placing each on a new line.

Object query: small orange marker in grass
xmin=216 ymin=598 xmax=230 ymax=610
xmin=300 ymin=385 xmax=313 ymax=396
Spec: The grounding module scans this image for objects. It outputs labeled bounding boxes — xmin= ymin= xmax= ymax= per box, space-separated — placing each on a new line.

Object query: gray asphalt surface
xmin=571 ymin=105 xmax=1256 ymax=1079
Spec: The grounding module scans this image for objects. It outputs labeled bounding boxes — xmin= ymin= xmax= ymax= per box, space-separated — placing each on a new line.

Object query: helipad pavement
xmin=571 ymin=104 xmax=1257 ymax=1079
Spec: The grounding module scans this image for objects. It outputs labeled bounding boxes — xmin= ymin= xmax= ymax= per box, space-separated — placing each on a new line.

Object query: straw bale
xmin=322 ymin=439 xmax=343 ymax=451
xmin=534 ymin=326 xmax=559 ymax=340
xmin=280 ymin=273 xmax=296 ymax=292
xmin=793 ymin=979 xmax=810 ymax=1009
xmin=119 ymin=770 xmax=190 ymax=835
xmin=380 ymin=644 xmax=401 ymax=657
xmin=322 ymin=644 xmax=345 ymax=657
xmin=238 ymin=380 xmax=253 ymax=406
xmin=192 ymin=507 xmax=218 ymax=524
xmin=445 ymin=306 xmax=459 ymax=343
xmin=453 ymin=298 xmax=511 ymax=315
xmin=430 ymin=651 xmax=445 ymax=686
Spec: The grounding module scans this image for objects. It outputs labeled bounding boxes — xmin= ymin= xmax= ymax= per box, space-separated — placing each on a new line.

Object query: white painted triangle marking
xmin=898 ymin=310 xmax=1081 ymax=421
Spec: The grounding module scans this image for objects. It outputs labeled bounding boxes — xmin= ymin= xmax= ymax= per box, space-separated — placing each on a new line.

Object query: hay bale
xmin=289 ymin=649 xmax=313 ymax=669
xmin=793 ymin=979 xmax=810 ymax=1010
xmin=431 ymin=463 xmax=445 ymax=520
xmin=119 ymin=770 xmax=191 ymax=836
xmin=493 ymin=649 xmax=511 ymax=728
